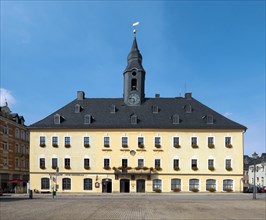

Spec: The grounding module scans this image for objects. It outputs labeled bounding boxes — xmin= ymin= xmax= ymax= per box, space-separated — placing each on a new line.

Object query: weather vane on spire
xmin=133 ymin=21 xmax=140 ymax=36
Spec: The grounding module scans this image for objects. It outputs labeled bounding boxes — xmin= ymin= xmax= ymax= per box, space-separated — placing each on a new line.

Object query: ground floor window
xmin=62 ymin=178 xmax=71 ymax=190
xmin=152 ymin=179 xmax=162 ymax=190
xmin=84 ymin=178 xmax=93 ymax=190
xmin=41 ymin=177 xmax=50 ymax=190
xmin=206 ymin=179 xmax=216 ymax=191
xmin=171 ymin=178 xmax=181 ymax=191
xmin=223 ymin=179 xmax=233 ymax=191
xmin=189 ymin=179 xmax=199 ymax=191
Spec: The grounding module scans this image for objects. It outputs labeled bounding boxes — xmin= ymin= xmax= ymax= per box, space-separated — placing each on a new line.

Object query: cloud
xmin=224 ymin=112 xmax=233 ymax=117
xmin=0 ymin=88 xmax=16 ymax=106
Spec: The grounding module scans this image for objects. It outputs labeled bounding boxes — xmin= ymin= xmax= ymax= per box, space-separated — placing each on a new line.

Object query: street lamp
xmin=252 ymin=152 xmax=258 ymax=200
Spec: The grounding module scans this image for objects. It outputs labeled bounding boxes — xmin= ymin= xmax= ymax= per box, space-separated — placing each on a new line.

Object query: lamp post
xmin=252 ymin=152 xmax=258 ymax=200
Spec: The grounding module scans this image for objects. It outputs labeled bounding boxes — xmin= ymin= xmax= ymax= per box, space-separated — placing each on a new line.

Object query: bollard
xmin=29 ymin=190 xmax=33 ymax=199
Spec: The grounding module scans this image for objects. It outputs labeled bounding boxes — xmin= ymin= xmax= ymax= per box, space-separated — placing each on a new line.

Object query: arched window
xmin=152 ymin=179 xmax=162 ymax=191
xmin=130 ymin=114 xmax=138 ymax=125
xmin=171 ymin=178 xmax=181 ymax=191
xmin=131 ymin=79 xmax=137 ymax=90
xmin=74 ymin=104 xmax=81 ymax=113
xmin=41 ymin=177 xmax=50 ymax=190
xmin=206 ymin=179 xmax=216 ymax=191
xmin=84 ymin=178 xmax=93 ymax=190
xmin=62 ymin=178 xmax=71 ymax=190
xmin=54 ymin=114 xmax=61 ymax=124
xmin=172 ymin=114 xmax=179 ymax=124
xmin=189 ymin=179 xmax=199 ymax=191
xmin=223 ymin=179 xmax=233 ymax=191
xmin=84 ymin=114 xmax=92 ymax=124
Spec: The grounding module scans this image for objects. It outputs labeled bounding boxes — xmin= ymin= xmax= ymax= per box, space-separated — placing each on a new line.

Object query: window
xmin=223 ymin=179 xmax=233 ymax=191
xmin=15 ymin=128 xmax=19 ymax=138
xmin=21 ymin=130 xmax=25 ymax=140
xmin=84 ymin=137 xmax=90 ymax=147
xmin=3 ymin=126 xmax=8 ymax=134
xmin=208 ymin=137 xmax=214 ymax=148
xmin=189 ymin=179 xmax=199 ymax=191
xmin=131 ymin=78 xmax=137 ymax=90
xmin=173 ymin=159 xmax=179 ymax=170
xmin=208 ymin=159 xmax=214 ymax=170
xmin=152 ymin=105 xmax=159 ymax=114
xmin=155 ymin=137 xmax=161 ymax=148
xmin=191 ymin=159 xmax=198 ymax=170
xmin=122 ymin=137 xmax=128 ymax=147
xmin=207 ymin=115 xmax=213 ymax=124
xmin=226 ymin=159 xmax=232 ymax=170
xmin=62 ymin=178 xmax=71 ymax=190
xmin=84 ymin=114 xmax=92 ymax=124
xmin=3 ymin=158 xmax=8 ymax=167
xmin=15 ymin=144 xmax=19 ymax=153
xmin=65 ymin=158 xmax=71 ymax=169
xmin=206 ymin=179 xmax=216 ymax=191
xmin=3 ymin=142 xmax=8 ymax=151
xmin=21 ymin=145 xmax=25 ymax=154
xmin=52 ymin=137 xmax=58 ymax=147
xmin=191 ymin=137 xmax=198 ymax=147
xmin=74 ymin=104 xmax=81 ymax=113
xmin=131 ymin=114 xmax=138 ymax=125
xmin=171 ymin=178 xmax=181 ymax=191
xmin=52 ymin=158 xmax=58 ymax=169
xmin=138 ymin=137 xmax=144 ymax=148
xmin=172 ymin=114 xmax=179 ymax=124
xmin=225 ymin=137 xmax=232 ymax=147
xmin=41 ymin=178 xmax=50 ymax=190
xmin=104 ymin=137 xmax=110 ymax=147
xmin=138 ymin=159 xmax=144 ymax=168
xmin=155 ymin=159 xmax=161 ymax=169
xmin=54 ymin=114 xmax=61 ymax=124
xmin=104 ymin=158 xmax=110 ymax=168
xmin=84 ymin=158 xmax=90 ymax=168
xmin=84 ymin=178 xmax=93 ymax=190
xmin=173 ymin=137 xmax=180 ymax=148
xmin=122 ymin=159 xmax=128 ymax=168
xmin=40 ymin=158 xmax=45 ymax=169
xmin=15 ymin=158 xmax=19 ymax=168
xmin=64 ymin=137 xmax=70 ymax=146
xmin=110 ymin=105 xmax=116 ymax=113
xmin=185 ymin=105 xmax=192 ymax=113
xmin=152 ymin=179 xmax=162 ymax=190
xmin=40 ymin=136 xmax=46 ymax=146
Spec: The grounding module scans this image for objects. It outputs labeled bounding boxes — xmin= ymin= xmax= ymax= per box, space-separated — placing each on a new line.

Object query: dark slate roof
xmin=29 ymin=95 xmax=247 ymax=130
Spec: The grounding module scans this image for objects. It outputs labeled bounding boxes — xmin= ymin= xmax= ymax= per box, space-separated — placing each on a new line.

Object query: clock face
xmin=128 ymin=93 xmax=140 ymax=105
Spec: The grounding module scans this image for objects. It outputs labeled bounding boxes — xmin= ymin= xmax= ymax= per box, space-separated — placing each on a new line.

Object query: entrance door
xmin=102 ymin=178 xmax=112 ymax=193
xmin=137 ymin=179 xmax=145 ymax=193
xmin=120 ymin=179 xmax=130 ymax=193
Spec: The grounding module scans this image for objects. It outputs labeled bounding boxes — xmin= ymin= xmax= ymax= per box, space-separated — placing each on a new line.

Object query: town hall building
xmin=29 ymin=31 xmax=246 ymax=193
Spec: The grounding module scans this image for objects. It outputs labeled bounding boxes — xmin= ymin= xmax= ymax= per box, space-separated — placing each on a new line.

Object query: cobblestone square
xmin=1 ymin=193 xmax=265 ymax=220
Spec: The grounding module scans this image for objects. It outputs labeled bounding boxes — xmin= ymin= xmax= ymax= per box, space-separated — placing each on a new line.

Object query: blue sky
xmin=1 ymin=1 xmax=265 ymax=156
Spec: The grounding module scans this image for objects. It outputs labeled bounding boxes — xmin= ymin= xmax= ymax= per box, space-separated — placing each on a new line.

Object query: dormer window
xmin=110 ymin=105 xmax=116 ymax=113
xmin=152 ymin=105 xmax=159 ymax=114
xmin=207 ymin=115 xmax=214 ymax=124
xmin=131 ymin=114 xmax=138 ymax=125
xmin=172 ymin=114 xmax=179 ymax=124
xmin=74 ymin=104 xmax=82 ymax=113
xmin=185 ymin=105 xmax=192 ymax=113
xmin=131 ymin=78 xmax=137 ymax=90
xmin=84 ymin=114 xmax=92 ymax=124
xmin=54 ymin=114 xmax=61 ymax=124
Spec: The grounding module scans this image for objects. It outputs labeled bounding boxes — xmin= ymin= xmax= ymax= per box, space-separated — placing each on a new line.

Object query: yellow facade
xmin=29 ymin=128 xmax=244 ymax=193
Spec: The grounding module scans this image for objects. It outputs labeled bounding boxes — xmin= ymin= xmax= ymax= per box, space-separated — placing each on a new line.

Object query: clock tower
xmin=123 ymin=34 xmax=146 ymax=106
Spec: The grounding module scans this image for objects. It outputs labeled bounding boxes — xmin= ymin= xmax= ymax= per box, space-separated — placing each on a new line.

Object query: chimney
xmin=77 ymin=91 xmax=85 ymax=100
xmin=185 ymin=92 xmax=192 ymax=100
xmin=155 ymin=94 xmax=160 ymax=98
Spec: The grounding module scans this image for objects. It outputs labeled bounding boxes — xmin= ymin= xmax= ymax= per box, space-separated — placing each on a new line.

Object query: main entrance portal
xmin=137 ymin=179 xmax=145 ymax=193
xmin=102 ymin=178 xmax=112 ymax=193
xmin=120 ymin=179 xmax=130 ymax=193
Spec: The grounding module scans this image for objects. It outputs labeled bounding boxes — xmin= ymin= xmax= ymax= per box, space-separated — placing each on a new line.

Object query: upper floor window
xmin=208 ymin=159 xmax=214 ymax=171
xmin=15 ymin=128 xmax=20 ymax=138
xmin=225 ymin=159 xmax=232 ymax=171
xmin=104 ymin=158 xmax=110 ymax=169
xmin=54 ymin=114 xmax=61 ymax=124
xmin=208 ymin=137 xmax=214 ymax=148
xmin=131 ymin=114 xmax=138 ymax=125
xmin=21 ymin=130 xmax=25 ymax=140
xmin=173 ymin=159 xmax=180 ymax=170
xmin=122 ymin=137 xmax=128 ymax=148
xmin=138 ymin=159 xmax=144 ymax=168
xmin=104 ymin=137 xmax=110 ymax=147
xmin=52 ymin=136 xmax=58 ymax=147
xmin=155 ymin=159 xmax=161 ymax=170
xmin=74 ymin=104 xmax=81 ymax=113
xmin=64 ymin=158 xmax=71 ymax=169
xmin=84 ymin=158 xmax=90 ymax=169
xmin=225 ymin=137 xmax=232 ymax=148
xmin=191 ymin=137 xmax=198 ymax=148
xmin=40 ymin=136 xmax=46 ymax=147
xmin=131 ymin=78 xmax=137 ymax=90
xmin=84 ymin=137 xmax=90 ymax=147
xmin=173 ymin=137 xmax=180 ymax=148
xmin=207 ymin=115 xmax=214 ymax=124
xmin=52 ymin=158 xmax=58 ymax=169
xmin=191 ymin=159 xmax=198 ymax=170
xmin=3 ymin=126 xmax=8 ymax=135
xmin=3 ymin=142 xmax=8 ymax=151
xmin=152 ymin=105 xmax=159 ymax=114
xmin=65 ymin=137 xmax=71 ymax=147
xmin=40 ymin=158 xmax=45 ymax=169
xmin=138 ymin=137 xmax=144 ymax=148
xmin=172 ymin=114 xmax=179 ymax=124
xmin=155 ymin=137 xmax=161 ymax=148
